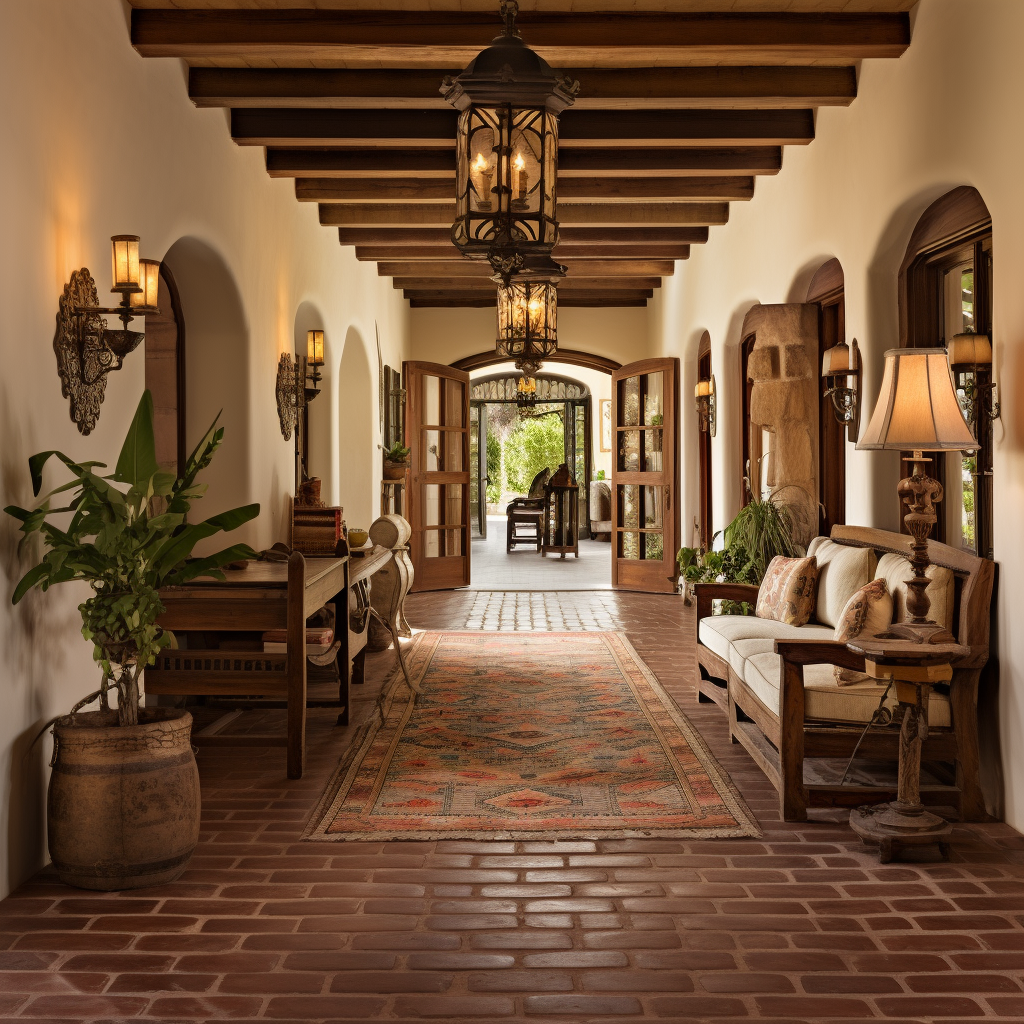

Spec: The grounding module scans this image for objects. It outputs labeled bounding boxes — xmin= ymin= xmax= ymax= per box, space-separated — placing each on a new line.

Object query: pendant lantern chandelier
xmin=496 ymin=271 xmax=558 ymax=376
xmin=441 ymin=0 xmax=578 ymax=275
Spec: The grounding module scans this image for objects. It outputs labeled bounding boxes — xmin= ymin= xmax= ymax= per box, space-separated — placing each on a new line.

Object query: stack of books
xmin=292 ymin=505 xmax=344 ymax=556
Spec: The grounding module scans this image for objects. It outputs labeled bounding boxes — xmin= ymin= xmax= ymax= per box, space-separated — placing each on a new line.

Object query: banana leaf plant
xmin=5 ymin=391 xmax=260 ymax=727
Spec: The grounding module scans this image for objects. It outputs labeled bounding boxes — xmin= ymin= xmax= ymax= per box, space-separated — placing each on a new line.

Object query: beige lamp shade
xmin=857 ymin=348 xmax=978 ymax=452
xmin=948 ymin=333 xmax=992 ymax=368
xmin=694 ymin=377 xmax=714 ymax=399
xmin=821 ymin=339 xmax=859 ymax=376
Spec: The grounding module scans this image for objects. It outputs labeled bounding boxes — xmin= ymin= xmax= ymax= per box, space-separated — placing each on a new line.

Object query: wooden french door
xmin=406 ymin=362 xmax=471 ymax=592
xmin=611 ymin=358 xmax=680 ymax=593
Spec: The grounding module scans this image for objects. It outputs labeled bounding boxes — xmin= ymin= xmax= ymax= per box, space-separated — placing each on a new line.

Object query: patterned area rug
xmin=305 ymin=631 xmax=759 ymax=841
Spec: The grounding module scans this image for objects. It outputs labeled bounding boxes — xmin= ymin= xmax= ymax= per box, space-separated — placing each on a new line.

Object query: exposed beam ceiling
xmin=128 ymin=4 xmax=911 ymax=307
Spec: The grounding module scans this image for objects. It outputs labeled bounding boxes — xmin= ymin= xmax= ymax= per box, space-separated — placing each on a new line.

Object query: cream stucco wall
xmin=0 ymin=0 xmax=409 ymax=895
xmin=652 ymin=0 xmax=1024 ymax=825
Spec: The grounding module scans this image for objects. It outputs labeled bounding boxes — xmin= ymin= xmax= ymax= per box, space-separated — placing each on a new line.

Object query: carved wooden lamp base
xmin=880 ymin=453 xmax=956 ymax=645
xmin=850 ymin=803 xmax=953 ymax=863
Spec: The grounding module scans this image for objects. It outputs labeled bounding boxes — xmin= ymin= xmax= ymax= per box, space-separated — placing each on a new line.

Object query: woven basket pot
xmin=48 ymin=708 xmax=200 ymax=890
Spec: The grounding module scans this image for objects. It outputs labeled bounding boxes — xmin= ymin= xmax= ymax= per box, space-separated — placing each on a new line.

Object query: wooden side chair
xmin=505 ymin=467 xmax=551 ymax=553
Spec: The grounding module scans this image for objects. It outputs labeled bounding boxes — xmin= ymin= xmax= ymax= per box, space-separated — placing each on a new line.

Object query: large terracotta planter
xmin=48 ymin=708 xmax=200 ymax=890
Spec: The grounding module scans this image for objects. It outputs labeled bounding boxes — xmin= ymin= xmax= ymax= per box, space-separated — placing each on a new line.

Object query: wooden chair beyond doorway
xmin=505 ymin=467 xmax=550 ymax=552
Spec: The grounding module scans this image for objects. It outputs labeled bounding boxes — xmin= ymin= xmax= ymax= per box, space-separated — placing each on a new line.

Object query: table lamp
xmin=857 ymin=348 xmax=978 ymax=644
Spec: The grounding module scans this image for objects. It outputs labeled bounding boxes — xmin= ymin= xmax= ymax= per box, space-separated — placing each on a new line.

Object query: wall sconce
xmin=948 ymin=333 xmax=1000 ymax=423
xmin=821 ymin=337 xmax=861 ymax=442
xmin=54 ymin=236 xmax=160 ymax=434
xmin=276 ymin=331 xmax=325 ymax=440
xmin=694 ymin=374 xmax=716 ymax=436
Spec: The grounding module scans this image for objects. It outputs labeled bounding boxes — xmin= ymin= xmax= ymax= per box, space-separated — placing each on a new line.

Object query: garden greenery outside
xmin=484 ymin=405 xmax=566 ymax=508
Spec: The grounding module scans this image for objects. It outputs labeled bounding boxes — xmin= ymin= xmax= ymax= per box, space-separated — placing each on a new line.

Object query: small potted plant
xmin=5 ymin=391 xmax=259 ymax=890
xmin=381 ymin=441 xmax=411 ymax=480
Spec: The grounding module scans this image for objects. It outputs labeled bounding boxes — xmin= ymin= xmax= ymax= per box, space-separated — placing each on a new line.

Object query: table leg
xmin=286 ymin=551 xmax=307 ymax=780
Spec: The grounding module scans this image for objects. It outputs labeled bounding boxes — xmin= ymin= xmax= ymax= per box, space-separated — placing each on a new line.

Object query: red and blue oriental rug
xmin=305 ymin=631 xmax=759 ymax=841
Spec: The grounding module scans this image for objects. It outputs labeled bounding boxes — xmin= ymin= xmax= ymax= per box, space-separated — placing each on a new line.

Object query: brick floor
xmin=1 ymin=590 xmax=1022 ymax=1022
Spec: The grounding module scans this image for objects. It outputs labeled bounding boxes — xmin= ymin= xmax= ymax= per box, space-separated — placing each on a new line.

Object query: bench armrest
xmin=692 ymin=582 xmax=760 ymax=621
xmin=774 ymin=638 xmax=866 ymax=673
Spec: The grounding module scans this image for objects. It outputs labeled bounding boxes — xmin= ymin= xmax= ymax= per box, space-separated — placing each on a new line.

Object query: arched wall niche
xmin=337 ymin=326 xmax=375 ymax=529
xmin=161 ymin=236 xmax=253 ymax=549
xmin=293 ymin=300 xmax=334 ymax=503
xmin=695 ymin=331 xmax=714 ymax=550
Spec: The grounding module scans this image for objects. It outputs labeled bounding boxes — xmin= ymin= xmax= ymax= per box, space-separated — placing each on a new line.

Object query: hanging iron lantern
xmin=441 ymin=0 xmax=578 ymax=273
xmin=495 ymin=271 xmax=558 ymax=375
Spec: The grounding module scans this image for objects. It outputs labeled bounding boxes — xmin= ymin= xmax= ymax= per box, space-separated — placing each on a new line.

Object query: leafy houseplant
xmin=381 ymin=441 xmax=411 ymax=480
xmin=677 ymin=495 xmax=796 ymax=612
xmin=4 ymin=390 xmax=259 ymax=890
xmin=6 ymin=391 xmax=259 ymax=726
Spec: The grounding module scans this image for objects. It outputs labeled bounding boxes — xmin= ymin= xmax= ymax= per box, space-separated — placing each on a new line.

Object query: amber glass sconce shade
xmin=694 ymin=374 xmax=716 ymax=437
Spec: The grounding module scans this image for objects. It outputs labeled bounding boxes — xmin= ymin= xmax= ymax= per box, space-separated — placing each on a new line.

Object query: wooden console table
xmin=147 ymin=551 xmax=349 ymax=779
xmin=845 ymin=637 xmax=962 ymax=862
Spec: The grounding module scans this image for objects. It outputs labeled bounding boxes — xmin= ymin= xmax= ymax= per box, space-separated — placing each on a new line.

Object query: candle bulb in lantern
xmin=513 ymin=152 xmax=528 ymax=203
xmin=471 ymin=152 xmax=493 ymax=210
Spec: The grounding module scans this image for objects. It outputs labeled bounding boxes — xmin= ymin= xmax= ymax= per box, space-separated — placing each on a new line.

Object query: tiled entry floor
xmin=1 ymin=590 xmax=1023 ymax=1023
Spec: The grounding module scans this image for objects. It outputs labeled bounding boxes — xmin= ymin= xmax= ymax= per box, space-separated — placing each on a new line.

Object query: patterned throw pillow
xmin=755 ymin=556 xmax=820 ymax=626
xmin=832 ymin=578 xmax=894 ymax=685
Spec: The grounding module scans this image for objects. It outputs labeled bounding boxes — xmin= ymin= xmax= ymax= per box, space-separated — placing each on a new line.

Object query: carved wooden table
xmin=149 ymin=551 xmax=349 ymax=780
xmin=844 ymin=638 xmax=963 ymax=862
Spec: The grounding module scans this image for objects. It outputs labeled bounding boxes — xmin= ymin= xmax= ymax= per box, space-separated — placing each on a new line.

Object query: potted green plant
xmin=5 ymin=391 xmax=259 ymax=890
xmin=381 ymin=441 xmax=411 ymax=480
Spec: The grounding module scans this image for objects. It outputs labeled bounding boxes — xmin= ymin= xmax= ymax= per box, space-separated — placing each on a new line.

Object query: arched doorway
xmin=337 ymin=326 xmax=375 ymax=530
xmin=144 ymin=264 xmax=186 ymax=476
xmin=470 ymin=371 xmax=594 ymax=539
xmin=806 ymin=257 xmax=847 ymax=537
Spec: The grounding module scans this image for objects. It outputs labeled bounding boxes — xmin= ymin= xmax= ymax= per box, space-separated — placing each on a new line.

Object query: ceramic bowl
xmin=348 ymin=529 xmax=369 ymax=548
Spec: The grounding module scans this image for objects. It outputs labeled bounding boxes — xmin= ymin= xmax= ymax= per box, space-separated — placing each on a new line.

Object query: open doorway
xmin=468 ymin=363 xmax=613 ymax=590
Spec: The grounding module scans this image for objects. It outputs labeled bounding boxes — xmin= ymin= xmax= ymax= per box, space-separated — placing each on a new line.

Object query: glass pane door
xmin=611 ymin=359 xmax=679 ymax=593
xmin=405 ymin=362 xmax=471 ymax=591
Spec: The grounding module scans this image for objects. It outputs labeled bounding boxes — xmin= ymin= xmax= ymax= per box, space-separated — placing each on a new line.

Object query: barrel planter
xmin=48 ymin=708 xmax=200 ymax=890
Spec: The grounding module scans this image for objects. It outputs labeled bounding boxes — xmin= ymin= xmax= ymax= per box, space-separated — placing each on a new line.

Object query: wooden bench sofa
xmin=694 ymin=525 xmax=995 ymax=822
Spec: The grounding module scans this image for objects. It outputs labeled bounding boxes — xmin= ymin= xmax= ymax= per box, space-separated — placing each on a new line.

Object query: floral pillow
xmin=832 ymin=578 xmax=893 ymax=685
xmin=755 ymin=556 xmax=819 ymax=627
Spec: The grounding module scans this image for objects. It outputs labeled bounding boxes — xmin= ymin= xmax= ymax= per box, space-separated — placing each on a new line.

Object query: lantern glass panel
xmin=454 ymin=105 xmax=558 ymax=253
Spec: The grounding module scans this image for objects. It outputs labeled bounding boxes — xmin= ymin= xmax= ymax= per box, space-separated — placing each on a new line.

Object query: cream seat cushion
xmin=875 ymin=552 xmax=956 ymax=633
xmin=743 ymin=652 xmax=952 ymax=727
xmin=698 ymin=615 xmax=834 ymax=678
xmin=806 ymin=537 xmax=876 ymax=628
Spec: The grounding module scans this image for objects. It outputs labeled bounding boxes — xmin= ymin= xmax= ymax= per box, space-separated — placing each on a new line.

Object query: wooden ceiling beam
xmin=321 ymin=202 xmax=728 ymax=227
xmin=190 ymin=65 xmax=855 ymax=110
xmin=354 ymin=244 xmax=690 ymax=261
xmin=392 ymin=277 xmax=663 ymax=290
xmin=132 ymin=10 xmax=910 ymax=66
xmin=299 ymin=175 xmax=754 ymax=203
xmin=376 ymin=260 xmax=675 ymax=277
xmin=267 ymin=146 xmax=782 ymax=179
xmin=337 ymin=226 xmax=710 ymax=245
xmin=404 ymin=290 xmax=653 ymax=307
xmin=231 ymin=108 xmax=812 ymax=147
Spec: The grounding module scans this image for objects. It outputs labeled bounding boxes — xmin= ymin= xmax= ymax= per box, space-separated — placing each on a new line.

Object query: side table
xmin=844 ymin=638 xmax=963 ymax=862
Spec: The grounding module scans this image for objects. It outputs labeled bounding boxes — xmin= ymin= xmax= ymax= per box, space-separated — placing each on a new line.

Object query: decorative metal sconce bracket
xmin=695 ymin=374 xmax=716 ymax=438
xmin=276 ymin=353 xmax=299 ymax=440
xmin=822 ymin=338 xmax=862 ymax=443
xmin=54 ymin=268 xmax=147 ymax=435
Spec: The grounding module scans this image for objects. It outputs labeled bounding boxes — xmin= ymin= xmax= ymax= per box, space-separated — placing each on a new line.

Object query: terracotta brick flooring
xmin=2 ymin=590 xmax=1023 ymax=1022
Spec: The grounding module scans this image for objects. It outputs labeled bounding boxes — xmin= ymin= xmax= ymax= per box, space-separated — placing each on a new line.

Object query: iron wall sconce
xmin=54 ymin=236 xmax=160 ymax=434
xmin=276 ymin=330 xmax=326 ymax=440
xmin=949 ymin=333 xmax=1000 ymax=423
xmin=821 ymin=337 xmax=861 ymax=442
xmin=694 ymin=374 xmax=716 ymax=437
